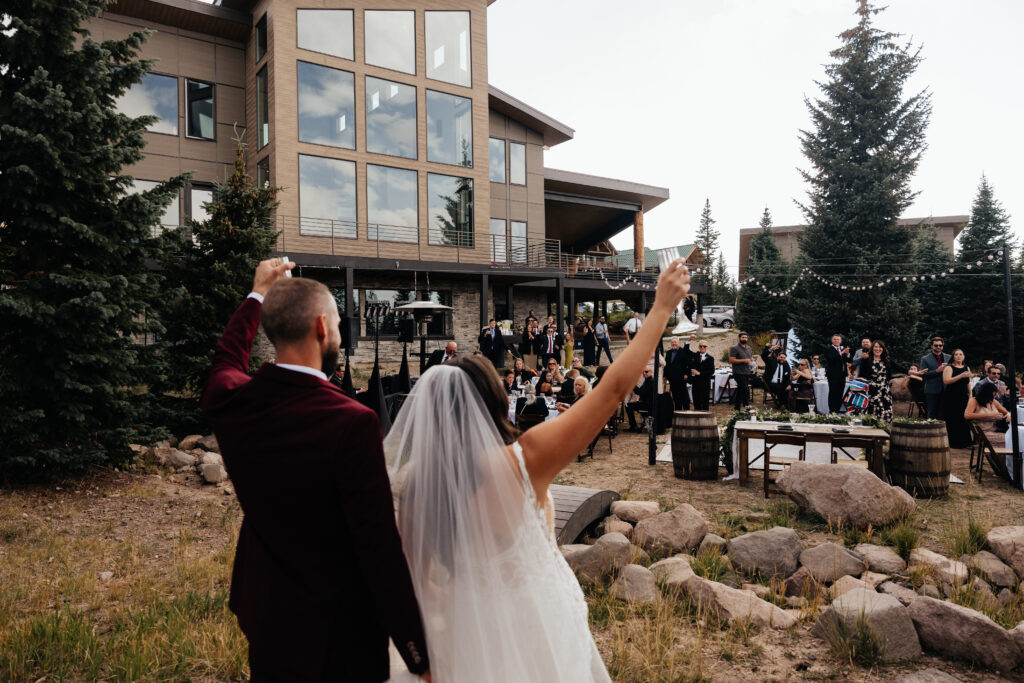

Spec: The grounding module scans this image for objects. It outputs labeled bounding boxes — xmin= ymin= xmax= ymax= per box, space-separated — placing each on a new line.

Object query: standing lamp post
xmin=395 ymin=300 xmax=454 ymax=374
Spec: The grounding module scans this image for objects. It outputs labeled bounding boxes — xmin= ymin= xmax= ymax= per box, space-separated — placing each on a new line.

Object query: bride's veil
xmin=384 ymin=364 xmax=559 ymax=680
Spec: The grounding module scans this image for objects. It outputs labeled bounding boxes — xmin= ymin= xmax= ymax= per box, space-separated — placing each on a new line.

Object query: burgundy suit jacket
xmin=202 ymin=296 xmax=429 ymax=681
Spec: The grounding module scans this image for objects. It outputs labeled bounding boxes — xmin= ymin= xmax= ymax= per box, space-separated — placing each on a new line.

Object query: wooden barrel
xmin=888 ymin=422 xmax=951 ymax=497
xmin=671 ymin=411 xmax=720 ymax=480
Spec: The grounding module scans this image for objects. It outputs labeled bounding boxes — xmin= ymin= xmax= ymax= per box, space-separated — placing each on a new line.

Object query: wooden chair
xmin=829 ymin=435 xmax=877 ymax=465
xmin=719 ymin=374 xmax=736 ymax=405
xmin=970 ymin=422 xmax=1014 ymax=484
xmin=516 ymin=412 xmax=546 ymax=432
xmin=580 ymin=414 xmax=617 ymax=462
xmin=762 ymin=431 xmax=806 ymax=498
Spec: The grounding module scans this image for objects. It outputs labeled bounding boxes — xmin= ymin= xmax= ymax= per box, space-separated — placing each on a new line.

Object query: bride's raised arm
xmin=517 ymin=259 xmax=690 ymax=495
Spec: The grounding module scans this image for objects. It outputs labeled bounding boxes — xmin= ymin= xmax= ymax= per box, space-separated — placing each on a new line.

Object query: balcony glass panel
xmin=298 ymin=62 xmax=355 ymax=149
xmin=368 ymin=164 xmax=418 ymax=243
xmin=299 ymin=154 xmax=356 ymax=238
xmin=426 ymin=90 xmax=472 ymax=167
xmin=425 ymin=11 xmax=471 ymax=87
xmin=297 ymin=9 xmax=353 ymax=60
xmin=428 ymin=173 xmax=473 ymax=247
xmin=365 ymin=76 xmax=416 ymax=159
xmin=364 ymin=10 xmax=415 ymax=74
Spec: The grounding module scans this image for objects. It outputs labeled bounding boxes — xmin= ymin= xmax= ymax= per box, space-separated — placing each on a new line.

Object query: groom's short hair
xmin=262 ymin=278 xmax=334 ymax=345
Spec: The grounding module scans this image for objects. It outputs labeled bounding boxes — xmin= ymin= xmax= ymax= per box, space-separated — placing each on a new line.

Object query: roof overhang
xmin=108 ymin=0 xmax=252 ymax=42
xmin=488 ymin=86 xmax=574 ymax=148
xmin=738 ymin=215 xmax=970 ymax=237
xmin=544 ymin=169 xmax=670 ymax=253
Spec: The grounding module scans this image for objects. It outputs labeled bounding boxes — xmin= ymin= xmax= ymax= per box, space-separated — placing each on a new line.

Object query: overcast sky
xmin=487 ymin=0 xmax=1023 ymax=275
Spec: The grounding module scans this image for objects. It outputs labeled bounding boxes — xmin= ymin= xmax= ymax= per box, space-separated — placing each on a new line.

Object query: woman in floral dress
xmin=857 ymin=340 xmax=895 ymax=423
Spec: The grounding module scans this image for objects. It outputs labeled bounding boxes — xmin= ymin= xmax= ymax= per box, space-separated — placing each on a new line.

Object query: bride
xmin=384 ymin=260 xmax=690 ymax=681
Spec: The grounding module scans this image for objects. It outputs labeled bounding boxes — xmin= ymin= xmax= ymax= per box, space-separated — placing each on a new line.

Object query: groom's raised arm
xmin=337 ymin=413 xmax=431 ymax=676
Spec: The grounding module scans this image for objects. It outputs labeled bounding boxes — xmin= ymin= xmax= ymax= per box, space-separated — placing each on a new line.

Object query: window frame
xmin=255 ymin=14 xmax=267 ymax=63
xmin=184 ymin=78 xmax=216 ymax=141
xmin=256 ymin=66 xmax=269 ymax=150
xmin=295 ymin=8 xmax=355 ymax=61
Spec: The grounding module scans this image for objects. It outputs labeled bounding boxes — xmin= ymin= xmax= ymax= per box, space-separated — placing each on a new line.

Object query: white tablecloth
xmin=812 ymin=379 xmax=852 ymax=414
xmin=714 ymin=371 xmax=735 ymax=403
xmin=508 ymin=397 xmax=560 ymax=423
xmin=1004 ymin=428 xmax=1024 ymax=488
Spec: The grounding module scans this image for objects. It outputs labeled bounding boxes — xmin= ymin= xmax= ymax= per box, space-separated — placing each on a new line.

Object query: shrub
xmin=879 ymin=518 xmax=920 ymax=562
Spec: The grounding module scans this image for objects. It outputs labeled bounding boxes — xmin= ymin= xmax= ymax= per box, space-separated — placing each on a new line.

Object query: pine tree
xmin=711 ymin=252 xmax=736 ymax=306
xmin=737 ymin=208 xmax=791 ymax=333
xmin=153 ymin=140 xmax=279 ymax=428
xmin=910 ymin=219 xmax=954 ymax=340
xmin=789 ymin=0 xmax=931 ymax=366
xmin=694 ymin=199 xmax=724 ymax=302
xmin=944 ymin=175 xmax=1015 ymax=363
xmin=0 ymin=2 xmax=185 ymax=476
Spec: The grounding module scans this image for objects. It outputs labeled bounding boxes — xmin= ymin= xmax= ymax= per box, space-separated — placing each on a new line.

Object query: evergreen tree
xmin=0 ymin=2 xmax=184 ymax=476
xmin=153 ymin=140 xmax=279 ymax=428
xmin=910 ymin=218 xmax=954 ymax=340
xmin=694 ymin=199 xmax=724 ymax=302
xmin=944 ymin=175 xmax=1015 ymax=363
xmin=737 ymin=208 xmax=791 ymax=332
xmin=789 ymin=0 xmax=931 ymax=366
xmin=711 ymin=252 xmax=737 ymax=306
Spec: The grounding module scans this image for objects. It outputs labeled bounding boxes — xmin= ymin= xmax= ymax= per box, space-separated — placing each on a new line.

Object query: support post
xmin=567 ymin=288 xmax=576 ymax=328
xmin=634 ymin=211 xmax=645 ymax=271
xmin=696 ymin=292 xmax=705 ymax=335
xmin=556 ymin=278 xmax=565 ymax=339
xmin=344 ymin=267 xmax=354 ymax=317
xmin=1003 ymin=246 xmax=1021 ymax=488
xmin=649 ymin=345 xmax=659 ymax=466
xmin=641 ymin=292 xmax=648 ymax=313
xmin=505 ymin=284 xmax=514 ymax=322
xmin=480 ymin=272 xmax=489 ymax=330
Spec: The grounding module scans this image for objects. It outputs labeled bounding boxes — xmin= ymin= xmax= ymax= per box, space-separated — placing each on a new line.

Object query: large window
xmin=489 ymin=218 xmax=506 ymax=263
xmin=296 ymin=9 xmax=353 ymax=60
xmin=364 ymin=289 xmax=450 ymax=337
xmin=117 ymin=73 xmax=178 ymax=135
xmin=256 ymin=156 xmax=270 ymax=189
xmin=298 ymin=62 xmax=355 ymax=149
xmin=489 ymin=138 xmax=505 ymax=182
xmin=130 ymin=179 xmax=180 ymax=233
xmin=425 ymin=11 xmax=471 ymax=87
xmin=185 ymin=79 xmax=214 ymax=140
xmin=426 ymin=91 xmax=472 ymax=167
xmin=367 ymin=164 xmax=418 ymax=243
xmin=365 ymin=77 xmax=416 ymax=159
xmin=428 ymin=173 xmax=473 ymax=247
xmin=256 ymin=66 xmax=269 ymax=149
xmin=364 ymin=10 xmax=415 ymax=75
xmin=255 ymin=14 xmax=267 ymax=62
xmin=299 ymin=154 xmax=356 ymax=238
xmin=189 ymin=185 xmax=213 ymax=223
xmin=509 ymin=142 xmax=526 ymax=185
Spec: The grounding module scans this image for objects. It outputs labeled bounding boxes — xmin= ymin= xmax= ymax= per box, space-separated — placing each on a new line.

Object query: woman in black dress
xmin=858 ymin=340 xmax=895 ymax=423
xmin=942 ymin=348 xmax=973 ymax=447
xmin=582 ymin=318 xmax=597 ymax=366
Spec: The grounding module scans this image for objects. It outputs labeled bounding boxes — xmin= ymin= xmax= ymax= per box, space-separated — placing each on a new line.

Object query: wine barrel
xmin=671 ymin=411 xmax=720 ymax=480
xmin=888 ymin=422 xmax=950 ymax=497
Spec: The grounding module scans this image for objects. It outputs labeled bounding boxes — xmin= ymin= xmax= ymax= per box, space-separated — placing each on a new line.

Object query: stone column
xmin=633 ymin=211 xmax=645 ymax=271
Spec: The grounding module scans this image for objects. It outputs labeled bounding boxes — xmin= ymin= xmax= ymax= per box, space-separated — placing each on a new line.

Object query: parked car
xmin=703 ymin=305 xmax=735 ymax=329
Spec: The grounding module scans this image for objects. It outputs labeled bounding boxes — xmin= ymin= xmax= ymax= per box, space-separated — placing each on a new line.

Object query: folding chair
xmin=719 ymin=374 xmax=736 ymax=405
xmin=762 ymin=431 xmax=806 ymax=498
xmin=580 ymin=414 xmax=617 ymax=462
xmin=970 ymin=422 xmax=1014 ymax=484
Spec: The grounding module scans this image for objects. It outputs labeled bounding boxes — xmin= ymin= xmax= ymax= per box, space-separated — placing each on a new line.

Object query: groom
xmin=203 ymin=259 xmax=431 ymax=682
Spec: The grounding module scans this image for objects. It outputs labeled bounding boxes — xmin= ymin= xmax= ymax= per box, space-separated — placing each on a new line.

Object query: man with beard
xmin=202 ymin=260 xmax=432 ymax=682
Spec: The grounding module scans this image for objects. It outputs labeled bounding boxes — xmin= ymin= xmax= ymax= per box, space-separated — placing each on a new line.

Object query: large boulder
xmin=199 ymin=451 xmax=224 ymax=467
xmin=908 ymin=596 xmax=1023 ymax=671
xmin=784 ymin=566 xmax=816 ymax=597
xmin=633 ymin=504 xmax=707 ymax=554
xmin=908 ymin=548 xmax=968 ymax=587
xmin=727 ymin=526 xmax=803 ymax=579
xmin=561 ymin=533 xmax=636 ymax=582
xmin=799 ymin=542 xmax=867 ymax=583
xmin=812 ymin=588 xmax=921 ymax=662
xmin=199 ymin=462 xmax=228 ymax=484
xmin=877 ymin=581 xmax=919 ymax=606
xmin=609 ymin=564 xmax=660 ymax=603
xmin=961 ymin=550 xmax=1017 ymax=589
xmin=829 ymin=575 xmax=872 ymax=600
xmin=179 ymin=434 xmax=204 ymax=451
xmin=987 ymin=526 xmax=1024 ymax=576
xmin=895 ymin=668 xmax=961 ymax=682
xmin=198 ymin=433 xmax=219 ymax=452
xmin=683 ymin=575 xmax=797 ymax=629
xmin=775 ymin=462 xmax=915 ymax=527
xmin=599 ymin=515 xmax=634 ymax=539
xmin=649 ymin=555 xmax=695 ymax=589
xmin=159 ymin=448 xmax=196 ymax=468
xmin=854 ymin=543 xmax=907 ymax=574
xmin=698 ymin=533 xmax=728 ymax=554
xmin=610 ymin=500 xmax=660 ymax=524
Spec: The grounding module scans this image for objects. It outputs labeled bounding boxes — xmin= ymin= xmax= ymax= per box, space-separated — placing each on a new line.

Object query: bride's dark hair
xmin=448 ymin=354 xmax=520 ymax=444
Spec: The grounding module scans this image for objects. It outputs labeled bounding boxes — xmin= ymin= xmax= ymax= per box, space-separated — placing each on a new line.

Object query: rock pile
xmin=136 ymin=433 xmax=229 ymax=488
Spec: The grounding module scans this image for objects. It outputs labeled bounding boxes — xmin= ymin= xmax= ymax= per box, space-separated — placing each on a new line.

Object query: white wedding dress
xmin=385 ymin=366 xmax=611 ymax=682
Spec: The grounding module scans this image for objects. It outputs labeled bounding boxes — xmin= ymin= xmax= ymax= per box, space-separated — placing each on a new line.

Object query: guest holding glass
xmin=512 ymin=357 xmax=537 ymax=387
xmin=965 ymin=381 xmax=1010 ymax=448
xmin=810 ymin=354 xmax=827 ymax=381
xmin=858 ymin=340 xmax=895 ymax=423
xmin=790 ymin=359 xmax=816 ymax=411
xmin=941 ymin=349 xmax=972 ymax=448
xmin=919 ymin=337 xmax=950 ymax=419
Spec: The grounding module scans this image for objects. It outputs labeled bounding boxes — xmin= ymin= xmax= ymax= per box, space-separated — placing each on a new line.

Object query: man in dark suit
xmin=919 ymin=336 xmax=951 ymax=419
xmin=477 ymin=319 xmax=506 ymax=368
xmin=626 ymin=367 xmax=656 ymax=432
xmin=426 ymin=341 xmax=458 ymax=370
xmin=539 ymin=327 xmax=562 ymax=367
xmin=690 ymin=340 xmax=715 ymax=410
xmin=665 ymin=335 xmax=693 ymax=410
xmin=764 ymin=350 xmax=793 ymax=407
xmin=202 ymin=259 xmax=431 ymax=682
xmin=824 ymin=333 xmax=851 ymax=413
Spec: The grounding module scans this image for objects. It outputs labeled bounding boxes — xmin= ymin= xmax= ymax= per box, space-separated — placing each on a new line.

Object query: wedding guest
xmin=519 ymin=319 xmax=540 ymax=370
xmin=563 ymin=328 xmax=576 ymax=368
xmin=594 ymin=316 xmax=614 ymax=364
xmin=728 ymin=331 xmax=754 ymax=409
xmin=544 ymin=358 xmax=566 ymax=384
xmin=557 ymin=377 xmax=591 ymax=412
xmin=478 ymin=319 xmax=506 ymax=369
xmin=691 ymin=340 xmax=715 ymax=410
xmin=965 ymin=381 xmax=1010 ymax=448
xmin=512 ymin=357 xmax=537 ymax=386
xmin=665 ymin=336 xmax=692 ymax=410
xmin=502 ymin=369 xmax=516 ymax=395
xmin=624 ymin=311 xmax=643 ymax=344
xmin=558 ymin=369 xmax=581 ymax=402
xmin=790 ymin=359 xmax=816 ymax=411
xmin=824 ymin=334 xmax=851 ymax=413
xmin=764 ymin=350 xmax=792 ymax=406
xmin=571 ymin=357 xmax=595 ymax=380
xmin=426 ymin=341 xmax=457 ymax=370
xmin=942 ymin=349 xmax=973 ymax=448
xmin=582 ymin=318 xmax=597 ymax=366
xmin=973 ymin=364 xmax=1006 ymax=398
xmin=851 ymin=337 xmax=873 ymax=376
xmin=810 ymin=354 xmax=827 ymax=381
xmin=983 ymin=360 xmax=993 ymax=376
xmin=537 ymin=381 xmax=554 ymax=398
xmin=858 ymin=340 xmax=895 ymax=423
xmin=592 ymin=364 xmax=610 ymax=389
xmin=907 ymin=363 xmax=926 ymax=407
xmin=516 ymin=383 xmax=550 ymax=418
xmin=919 ymin=336 xmax=950 ymax=419
xmin=539 ymin=326 xmax=562 ymax=367
xmin=625 ymin=366 xmax=655 ymax=432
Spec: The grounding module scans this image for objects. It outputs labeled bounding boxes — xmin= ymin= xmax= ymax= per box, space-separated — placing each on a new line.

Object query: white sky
xmin=486 ymin=0 xmax=1023 ymax=274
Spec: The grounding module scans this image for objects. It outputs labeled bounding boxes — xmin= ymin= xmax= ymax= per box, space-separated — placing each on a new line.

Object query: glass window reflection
xmin=368 ymin=165 xmax=418 ymax=243
xmin=255 ymin=14 xmax=267 ymax=62
xmin=130 ymin=179 xmax=180 ymax=233
xmin=425 ymin=11 xmax=471 ymax=87
xmin=185 ymin=79 xmax=214 ymax=140
xmin=364 ymin=289 xmax=450 ymax=337
xmin=509 ymin=142 xmax=526 ymax=185
xmin=364 ymin=10 xmax=415 ymax=75
xmin=428 ymin=173 xmax=473 ymax=247
xmin=189 ymin=186 xmax=213 ymax=222
xmin=365 ymin=76 xmax=416 ymax=159
xmin=117 ymin=73 xmax=178 ymax=135
xmin=256 ymin=156 xmax=270 ymax=189
xmin=298 ymin=62 xmax=355 ymax=149
xmin=257 ymin=67 xmax=269 ymax=149
xmin=426 ymin=90 xmax=472 ymax=167
xmin=489 ymin=138 xmax=505 ymax=182
xmin=299 ymin=154 xmax=356 ymax=238
xmin=489 ymin=218 xmax=506 ymax=263
xmin=510 ymin=220 xmax=527 ymax=264
xmin=297 ymin=9 xmax=353 ymax=60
